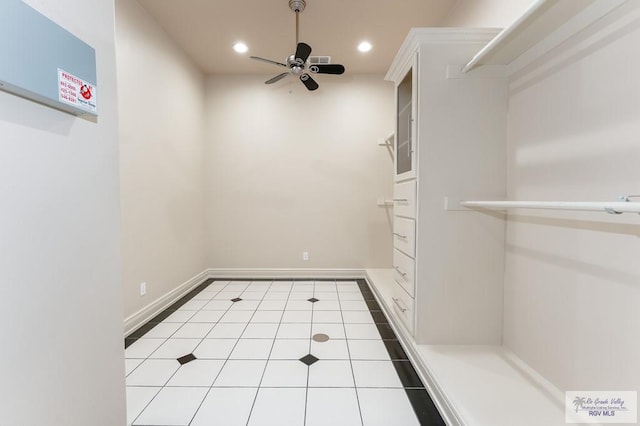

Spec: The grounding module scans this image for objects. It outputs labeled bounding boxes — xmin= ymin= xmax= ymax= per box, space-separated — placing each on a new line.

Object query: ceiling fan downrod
xmin=289 ymin=0 xmax=306 ymax=44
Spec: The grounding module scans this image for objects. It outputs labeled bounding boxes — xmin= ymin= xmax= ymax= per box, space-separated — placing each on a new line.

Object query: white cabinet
xmin=391 ymin=58 xmax=418 ymax=335
xmin=385 ymin=28 xmax=507 ymax=345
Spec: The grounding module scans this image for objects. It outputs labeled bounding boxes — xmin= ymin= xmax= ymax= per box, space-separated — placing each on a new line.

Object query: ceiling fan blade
xmin=309 ymin=64 xmax=345 ymax=75
xmin=300 ymin=73 xmax=319 ymax=91
xmin=250 ymin=56 xmax=288 ymax=68
xmin=295 ymin=42 xmax=312 ymax=64
xmin=265 ymin=72 xmax=289 ymax=84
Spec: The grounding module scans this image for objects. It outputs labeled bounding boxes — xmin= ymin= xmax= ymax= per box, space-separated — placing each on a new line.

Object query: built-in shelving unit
xmin=371 ymin=1 xmax=639 ymax=425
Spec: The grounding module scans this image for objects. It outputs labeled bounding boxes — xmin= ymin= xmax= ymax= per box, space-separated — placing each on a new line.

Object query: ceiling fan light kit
xmin=250 ymin=0 xmax=345 ymax=91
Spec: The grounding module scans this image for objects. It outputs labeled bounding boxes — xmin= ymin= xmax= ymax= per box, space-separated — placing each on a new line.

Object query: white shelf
xmin=416 ymin=345 xmax=566 ymax=426
xmin=462 ymin=0 xmax=629 ymax=74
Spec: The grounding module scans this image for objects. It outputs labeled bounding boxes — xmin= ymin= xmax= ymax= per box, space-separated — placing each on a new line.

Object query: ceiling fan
xmin=250 ymin=0 xmax=345 ymax=91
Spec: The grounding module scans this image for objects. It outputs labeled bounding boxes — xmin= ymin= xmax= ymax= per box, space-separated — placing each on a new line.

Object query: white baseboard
xmin=206 ymin=268 xmax=366 ymax=280
xmin=124 ymin=269 xmax=209 ymax=336
xmin=363 ymin=270 xmax=461 ymax=426
xmin=124 ymin=268 xmax=368 ymax=337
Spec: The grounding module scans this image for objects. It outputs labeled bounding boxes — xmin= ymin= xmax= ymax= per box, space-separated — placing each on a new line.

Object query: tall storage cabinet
xmin=390 ymin=53 xmax=418 ymax=336
xmin=385 ymin=28 xmax=507 ymax=345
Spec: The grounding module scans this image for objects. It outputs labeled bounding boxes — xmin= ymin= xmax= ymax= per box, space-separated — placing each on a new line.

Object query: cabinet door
xmin=395 ymin=57 xmax=417 ymax=181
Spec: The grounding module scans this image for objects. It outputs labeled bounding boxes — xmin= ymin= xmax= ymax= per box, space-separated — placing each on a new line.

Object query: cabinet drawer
xmin=393 ymin=180 xmax=416 ymax=218
xmin=393 ymin=216 xmax=415 ymax=258
xmin=390 ymin=282 xmax=414 ymax=336
xmin=393 ymin=249 xmax=415 ymax=297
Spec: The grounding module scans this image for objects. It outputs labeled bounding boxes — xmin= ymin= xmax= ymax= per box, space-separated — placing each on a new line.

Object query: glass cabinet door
xmin=396 ymin=69 xmax=413 ymax=178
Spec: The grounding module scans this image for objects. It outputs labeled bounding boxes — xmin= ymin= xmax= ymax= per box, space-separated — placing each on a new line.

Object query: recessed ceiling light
xmin=358 ymin=41 xmax=372 ymax=53
xmin=233 ymin=42 xmax=248 ymax=54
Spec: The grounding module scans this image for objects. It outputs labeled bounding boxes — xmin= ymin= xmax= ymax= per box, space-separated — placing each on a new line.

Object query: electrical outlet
xmin=303 ymin=251 xmax=309 ymax=261
xmin=140 ymin=282 xmax=146 ymax=296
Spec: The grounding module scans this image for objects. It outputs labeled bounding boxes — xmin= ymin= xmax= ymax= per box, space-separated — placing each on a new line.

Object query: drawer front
xmin=393 ymin=180 xmax=416 ymax=219
xmin=390 ymin=282 xmax=414 ymax=335
xmin=393 ymin=216 xmax=415 ymax=258
xmin=393 ymin=249 xmax=415 ymax=297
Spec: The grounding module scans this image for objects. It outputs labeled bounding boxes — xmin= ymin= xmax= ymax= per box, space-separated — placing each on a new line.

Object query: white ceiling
xmin=137 ymin=0 xmax=457 ymax=75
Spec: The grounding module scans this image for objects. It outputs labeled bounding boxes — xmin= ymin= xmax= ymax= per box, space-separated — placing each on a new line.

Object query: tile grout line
xmin=128 ymin=279 xmax=227 ymax=426
xmin=124 ymin=279 xmax=214 ymax=347
xmin=303 ymin=279 xmax=321 ymax=426
xmin=127 ymin=279 xmax=258 ymax=426
xmin=186 ymin=279 xmax=263 ymax=426
xmin=337 ymin=280 xmax=366 ymax=426
xmin=244 ymin=278 xmax=295 ymax=426
xmin=126 ymin=279 xmax=317 ymax=425
xmin=125 ymin=277 xmax=438 ymax=426
xmin=357 ymin=278 xmax=442 ymax=425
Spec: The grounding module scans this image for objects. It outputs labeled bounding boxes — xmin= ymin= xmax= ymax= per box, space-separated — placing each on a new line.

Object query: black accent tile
xmin=365 ymin=299 xmax=382 ymax=311
xmin=392 ymin=360 xmax=424 ymax=388
xmin=299 ymin=354 xmax=319 ymax=366
xmin=124 ymin=337 xmax=138 ymax=349
xmin=361 ymin=291 xmax=376 ymax=301
xmin=375 ymin=323 xmax=397 ymax=340
xmin=187 ymin=286 xmax=207 ymax=297
xmin=357 ymin=281 xmax=370 ymax=291
xmin=165 ymin=284 xmax=212 ymax=311
xmin=191 ymin=281 xmax=211 ymax=293
xmin=405 ymin=389 xmax=446 ymax=426
xmin=231 ymin=297 xmax=242 ymax=302
xmin=167 ymin=301 xmax=186 ymax=311
xmin=370 ymin=310 xmax=389 ymax=324
xmin=148 ymin=309 xmax=176 ymax=323
xmin=127 ymin=322 xmax=160 ymax=339
xmin=384 ymin=340 xmax=409 ymax=360
xmin=307 ymin=297 xmax=319 ymax=303
xmin=169 ymin=288 xmax=206 ymax=310
xmin=177 ymin=353 xmax=197 ymax=365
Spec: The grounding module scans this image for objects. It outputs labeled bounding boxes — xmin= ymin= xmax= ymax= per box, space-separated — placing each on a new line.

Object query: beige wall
xmin=116 ymin=0 xmax=208 ymax=319
xmin=504 ymin=3 xmax=640 ymax=392
xmin=0 ymin=0 xmax=125 ymax=424
xmin=204 ymin=75 xmax=394 ymax=269
xmin=440 ymin=0 xmax=532 ymax=27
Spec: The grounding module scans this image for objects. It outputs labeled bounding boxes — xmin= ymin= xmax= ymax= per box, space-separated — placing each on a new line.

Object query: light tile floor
xmin=125 ymin=279 xmax=444 ymax=425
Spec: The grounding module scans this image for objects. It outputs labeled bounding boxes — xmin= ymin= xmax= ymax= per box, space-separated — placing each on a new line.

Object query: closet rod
xmin=460 ymin=200 xmax=640 ymax=215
